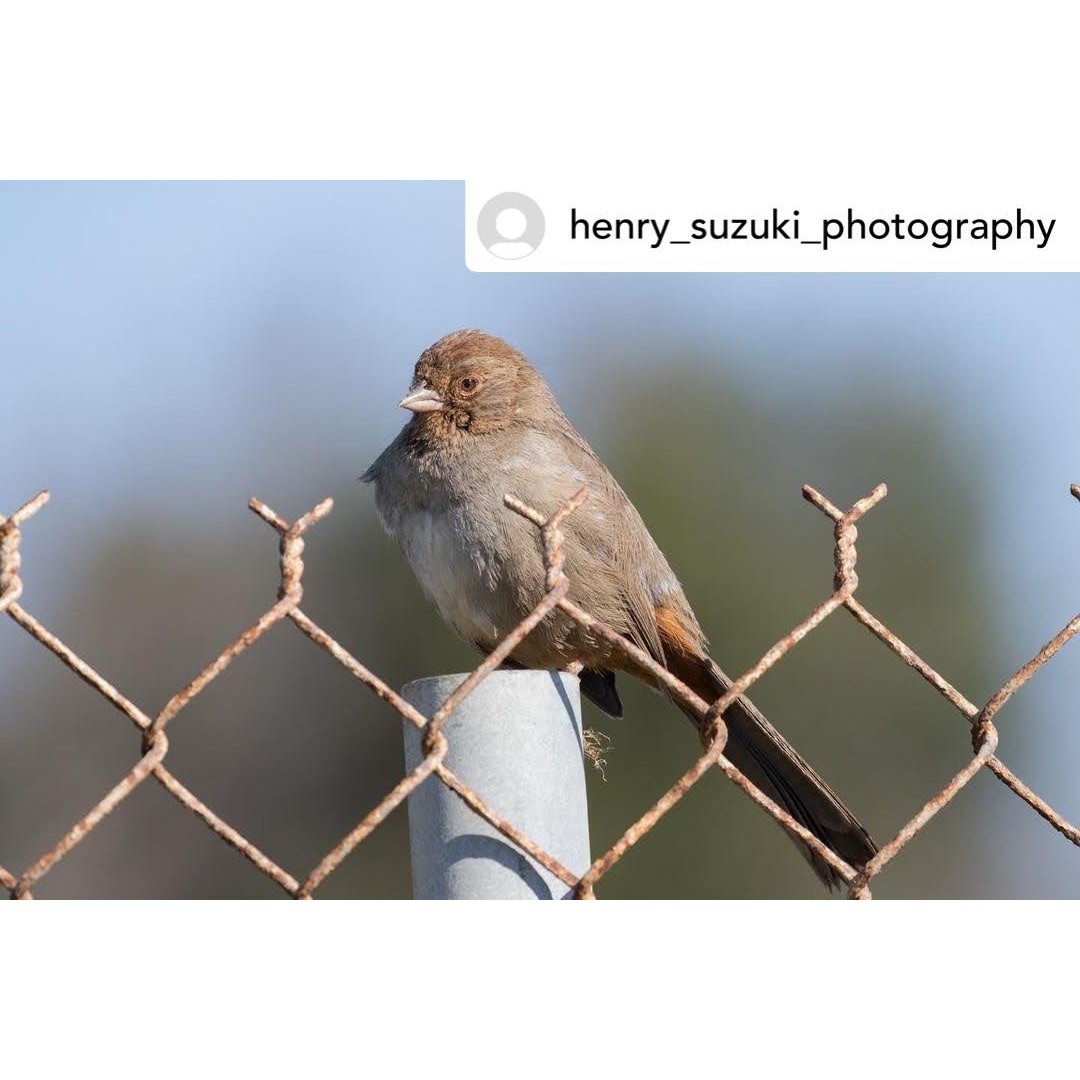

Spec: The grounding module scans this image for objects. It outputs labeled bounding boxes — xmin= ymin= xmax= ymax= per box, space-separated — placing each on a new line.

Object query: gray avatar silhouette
xmin=477 ymin=192 xmax=545 ymax=260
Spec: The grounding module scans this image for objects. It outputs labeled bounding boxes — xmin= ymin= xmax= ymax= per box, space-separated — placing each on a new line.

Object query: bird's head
xmin=398 ymin=329 xmax=540 ymax=438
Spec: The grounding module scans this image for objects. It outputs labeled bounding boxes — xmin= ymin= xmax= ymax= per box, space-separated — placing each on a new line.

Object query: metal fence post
xmin=402 ymin=669 xmax=591 ymax=899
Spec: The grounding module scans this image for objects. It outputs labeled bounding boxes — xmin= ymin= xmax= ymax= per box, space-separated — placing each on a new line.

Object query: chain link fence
xmin=2 ymin=481 xmax=1078 ymax=899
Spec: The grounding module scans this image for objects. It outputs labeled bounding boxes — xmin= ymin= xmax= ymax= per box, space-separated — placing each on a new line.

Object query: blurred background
xmin=1 ymin=181 xmax=1077 ymax=899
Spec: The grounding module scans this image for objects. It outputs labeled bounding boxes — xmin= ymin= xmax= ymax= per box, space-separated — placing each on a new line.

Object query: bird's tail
xmin=665 ymin=650 xmax=876 ymax=890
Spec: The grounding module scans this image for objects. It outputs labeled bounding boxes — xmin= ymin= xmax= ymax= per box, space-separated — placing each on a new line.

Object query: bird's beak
xmin=398 ymin=384 xmax=445 ymax=413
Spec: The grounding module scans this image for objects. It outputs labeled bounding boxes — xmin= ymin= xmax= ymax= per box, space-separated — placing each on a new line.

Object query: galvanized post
xmin=402 ymin=669 xmax=591 ymax=899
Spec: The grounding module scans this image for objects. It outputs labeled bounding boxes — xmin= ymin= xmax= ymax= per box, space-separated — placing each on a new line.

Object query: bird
xmin=363 ymin=329 xmax=876 ymax=889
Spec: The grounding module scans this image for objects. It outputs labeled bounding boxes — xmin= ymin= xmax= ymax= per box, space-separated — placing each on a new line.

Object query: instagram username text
xmin=569 ymin=208 xmax=1055 ymax=251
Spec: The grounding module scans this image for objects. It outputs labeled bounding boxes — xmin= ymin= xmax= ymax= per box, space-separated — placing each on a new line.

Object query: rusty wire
xmin=2 ymin=480 xmax=1078 ymax=900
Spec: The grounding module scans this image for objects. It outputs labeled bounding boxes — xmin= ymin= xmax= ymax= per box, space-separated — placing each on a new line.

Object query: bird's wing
xmin=533 ymin=411 xmax=685 ymax=665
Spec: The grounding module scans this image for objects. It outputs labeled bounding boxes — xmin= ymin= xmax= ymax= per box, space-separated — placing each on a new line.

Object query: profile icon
xmin=476 ymin=192 xmax=545 ymax=260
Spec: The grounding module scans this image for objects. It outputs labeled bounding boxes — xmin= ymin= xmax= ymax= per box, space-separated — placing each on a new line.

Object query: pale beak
xmin=398 ymin=385 xmax=445 ymax=413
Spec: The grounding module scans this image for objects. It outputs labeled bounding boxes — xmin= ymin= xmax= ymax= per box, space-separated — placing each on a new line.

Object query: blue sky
xmin=3 ymin=182 xmax=1076 ymax=604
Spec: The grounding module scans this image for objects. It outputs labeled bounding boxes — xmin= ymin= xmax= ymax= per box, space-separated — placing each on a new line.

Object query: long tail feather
xmin=666 ymin=651 xmax=876 ymax=890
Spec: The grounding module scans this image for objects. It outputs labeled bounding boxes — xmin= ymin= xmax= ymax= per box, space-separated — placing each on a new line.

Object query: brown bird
xmin=364 ymin=329 xmax=876 ymax=889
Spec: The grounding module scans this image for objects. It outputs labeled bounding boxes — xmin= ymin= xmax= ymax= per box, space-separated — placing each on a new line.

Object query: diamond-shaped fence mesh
xmin=2 ymin=482 xmax=1078 ymax=899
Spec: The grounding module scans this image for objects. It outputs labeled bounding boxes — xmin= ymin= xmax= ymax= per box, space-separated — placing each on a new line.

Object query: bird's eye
xmin=459 ymin=376 xmax=480 ymax=394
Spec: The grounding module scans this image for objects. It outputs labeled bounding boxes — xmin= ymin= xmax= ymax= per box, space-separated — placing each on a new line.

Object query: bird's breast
xmin=396 ymin=501 xmax=511 ymax=650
